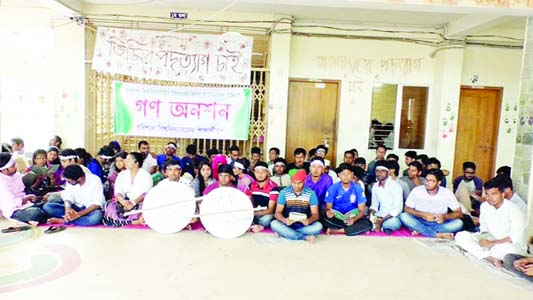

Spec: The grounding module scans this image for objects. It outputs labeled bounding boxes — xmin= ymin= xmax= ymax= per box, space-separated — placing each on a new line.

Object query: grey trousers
xmin=503 ymin=253 xmax=533 ymax=282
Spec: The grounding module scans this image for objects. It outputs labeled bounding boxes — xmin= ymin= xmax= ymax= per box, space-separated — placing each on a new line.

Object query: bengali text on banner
xmin=113 ymin=81 xmax=252 ymax=140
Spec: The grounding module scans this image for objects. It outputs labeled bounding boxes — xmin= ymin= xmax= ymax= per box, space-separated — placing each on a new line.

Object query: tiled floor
xmin=1 ymin=219 xmax=532 ymax=300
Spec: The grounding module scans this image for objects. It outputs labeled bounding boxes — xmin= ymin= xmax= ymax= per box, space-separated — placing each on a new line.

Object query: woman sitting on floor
xmin=103 ymin=152 xmax=153 ymax=227
xmin=106 ymin=151 xmax=127 ymax=200
xmin=191 ymin=161 xmax=214 ymax=197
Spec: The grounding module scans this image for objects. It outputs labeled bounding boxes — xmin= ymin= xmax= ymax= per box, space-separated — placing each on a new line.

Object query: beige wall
xmin=0 ymin=2 xmax=85 ymax=150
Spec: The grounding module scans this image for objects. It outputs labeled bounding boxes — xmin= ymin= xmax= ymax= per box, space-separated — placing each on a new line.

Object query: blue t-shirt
xmin=277 ymin=186 xmax=318 ymax=218
xmin=156 ymin=154 xmax=181 ymax=170
xmin=325 ymin=182 xmax=366 ymax=214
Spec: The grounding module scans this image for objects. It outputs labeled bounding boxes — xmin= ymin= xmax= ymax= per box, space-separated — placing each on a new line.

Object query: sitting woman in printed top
xmin=103 ymin=152 xmax=153 ymax=227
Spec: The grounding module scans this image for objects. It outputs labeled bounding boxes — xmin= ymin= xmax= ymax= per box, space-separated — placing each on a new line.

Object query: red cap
xmin=292 ymin=169 xmax=307 ymax=182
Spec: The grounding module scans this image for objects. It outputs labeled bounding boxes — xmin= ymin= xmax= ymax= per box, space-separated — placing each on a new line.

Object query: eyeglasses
xmin=464 ymin=171 xmax=475 ymax=174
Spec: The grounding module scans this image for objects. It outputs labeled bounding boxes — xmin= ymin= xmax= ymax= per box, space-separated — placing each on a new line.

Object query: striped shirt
xmin=277 ymin=186 xmax=318 ymax=218
xmin=250 ymin=179 xmax=279 ymax=208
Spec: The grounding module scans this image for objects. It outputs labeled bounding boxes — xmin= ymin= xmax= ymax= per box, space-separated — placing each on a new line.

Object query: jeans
xmin=254 ymin=214 xmax=274 ymax=228
xmin=11 ymin=206 xmax=49 ymax=224
xmin=43 ymin=202 xmax=103 ymax=226
xmin=270 ymin=220 xmax=323 ymax=241
xmin=382 ymin=217 xmax=402 ymax=231
xmin=399 ymin=212 xmax=463 ymax=237
xmin=503 ymin=254 xmax=533 ymax=282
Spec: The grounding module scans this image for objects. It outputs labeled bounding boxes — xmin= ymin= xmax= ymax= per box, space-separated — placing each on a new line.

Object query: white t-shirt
xmin=62 ymin=173 xmax=105 ymax=208
xmin=141 ymin=154 xmax=157 ymax=174
xmin=480 ymin=200 xmax=526 ymax=247
xmin=371 ymin=177 xmax=404 ymax=217
xmin=115 ymin=169 xmax=153 ymax=200
xmin=508 ymin=193 xmax=527 ymax=215
xmin=405 ymin=185 xmax=460 ymax=215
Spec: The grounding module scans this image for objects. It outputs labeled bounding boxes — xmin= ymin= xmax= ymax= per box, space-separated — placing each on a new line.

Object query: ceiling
xmin=59 ymin=0 xmax=527 ymax=31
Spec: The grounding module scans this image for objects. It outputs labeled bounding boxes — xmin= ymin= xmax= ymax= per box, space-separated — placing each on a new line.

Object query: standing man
xmin=271 ymin=170 xmax=323 ymax=243
xmin=369 ymin=161 xmax=404 ymax=234
xmin=249 ymin=162 xmax=279 ymax=233
xmin=455 ymin=177 xmax=526 ymax=267
xmin=400 ymin=169 xmax=463 ymax=239
xmin=138 ymin=141 xmax=158 ymax=175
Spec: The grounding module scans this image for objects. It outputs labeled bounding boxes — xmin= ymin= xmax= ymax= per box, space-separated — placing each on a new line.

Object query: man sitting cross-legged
xmin=271 ymin=169 xmax=323 ymax=243
xmin=400 ymin=169 xmax=463 ymax=239
xmin=249 ymin=161 xmax=279 ymax=233
xmin=455 ymin=177 xmax=526 ymax=267
xmin=44 ymin=165 xmax=104 ymax=226
xmin=0 ymin=153 xmax=49 ymax=225
xmin=323 ymin=163 xmax=371 ymax=236
xmin=369 ymin=161 xmax=404 ymax=235
xmin=147 ymin=159 xmax=198 ymax=229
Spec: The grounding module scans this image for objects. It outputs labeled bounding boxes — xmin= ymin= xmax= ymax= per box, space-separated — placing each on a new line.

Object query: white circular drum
xmin=200 ymin=187 xmax=254 ymax=239
xmin=142 ymin=181 xmax=196 ymax=234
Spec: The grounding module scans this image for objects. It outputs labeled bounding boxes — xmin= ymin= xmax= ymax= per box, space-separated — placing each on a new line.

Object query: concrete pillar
xmin=512 ymin=17 xmax=533 ymax=238
xmin=265 ymin=23 xmax=291 ymax=157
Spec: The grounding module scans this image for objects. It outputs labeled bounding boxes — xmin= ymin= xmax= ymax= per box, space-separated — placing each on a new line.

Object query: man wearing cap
xmin=305 ymin=157 xmax=333 ymax=211
xmin=323 ymin=163 xmax=371 ymax=235
xmin=157 ymin=142 xmax=181 ymax=171
xmin=271 ymin=169 xmax=322 ymax=243
xmin=138 ymin=140 xmax=158 ymax=175
xmin=44 ymin=165 xmax=104 ymax=226
xmin=203 ymin=164 xmax=252 ymax=198
xmin=369 ymin=161 xmax=404 ymax=234
xmin=270 ymin=157 xmax=291 ymax=189
xmin=249 ymin=161 xmax=280 ymax=233
xmin=400 ymin=169 xmax=463 ymax=238
xmin=0 ymin=153 xmax=49 ymax=225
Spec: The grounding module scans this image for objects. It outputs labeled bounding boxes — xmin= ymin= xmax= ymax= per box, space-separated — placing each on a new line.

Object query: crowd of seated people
xmin=0 ymin=136 xmax=531 ymax=281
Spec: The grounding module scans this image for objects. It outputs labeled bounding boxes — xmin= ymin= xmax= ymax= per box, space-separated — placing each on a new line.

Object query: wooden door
xmin=453 ymin=87 xmax=502 ymax=183
xmin=286 ymin=80 xmax=339 ymax=166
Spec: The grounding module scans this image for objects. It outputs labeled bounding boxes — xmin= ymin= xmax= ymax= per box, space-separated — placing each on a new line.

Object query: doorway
xmin=453 ymin=86 xmax=502 ymax=183
xmin=285 ymin=80 xmax=339 ymax=166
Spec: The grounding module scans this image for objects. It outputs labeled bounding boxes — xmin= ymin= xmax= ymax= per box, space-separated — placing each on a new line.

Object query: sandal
xmin=44 ymin=226 xmax=66 ymax=234
xmin=1 ymin=225 xmax=32 ymax=233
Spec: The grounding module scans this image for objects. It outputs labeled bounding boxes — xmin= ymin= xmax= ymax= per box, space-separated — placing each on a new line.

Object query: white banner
xmin=92 ymin=27 xmax=253 ymax=85
xmin=113 ymin=81 xmax=252 ymax=140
